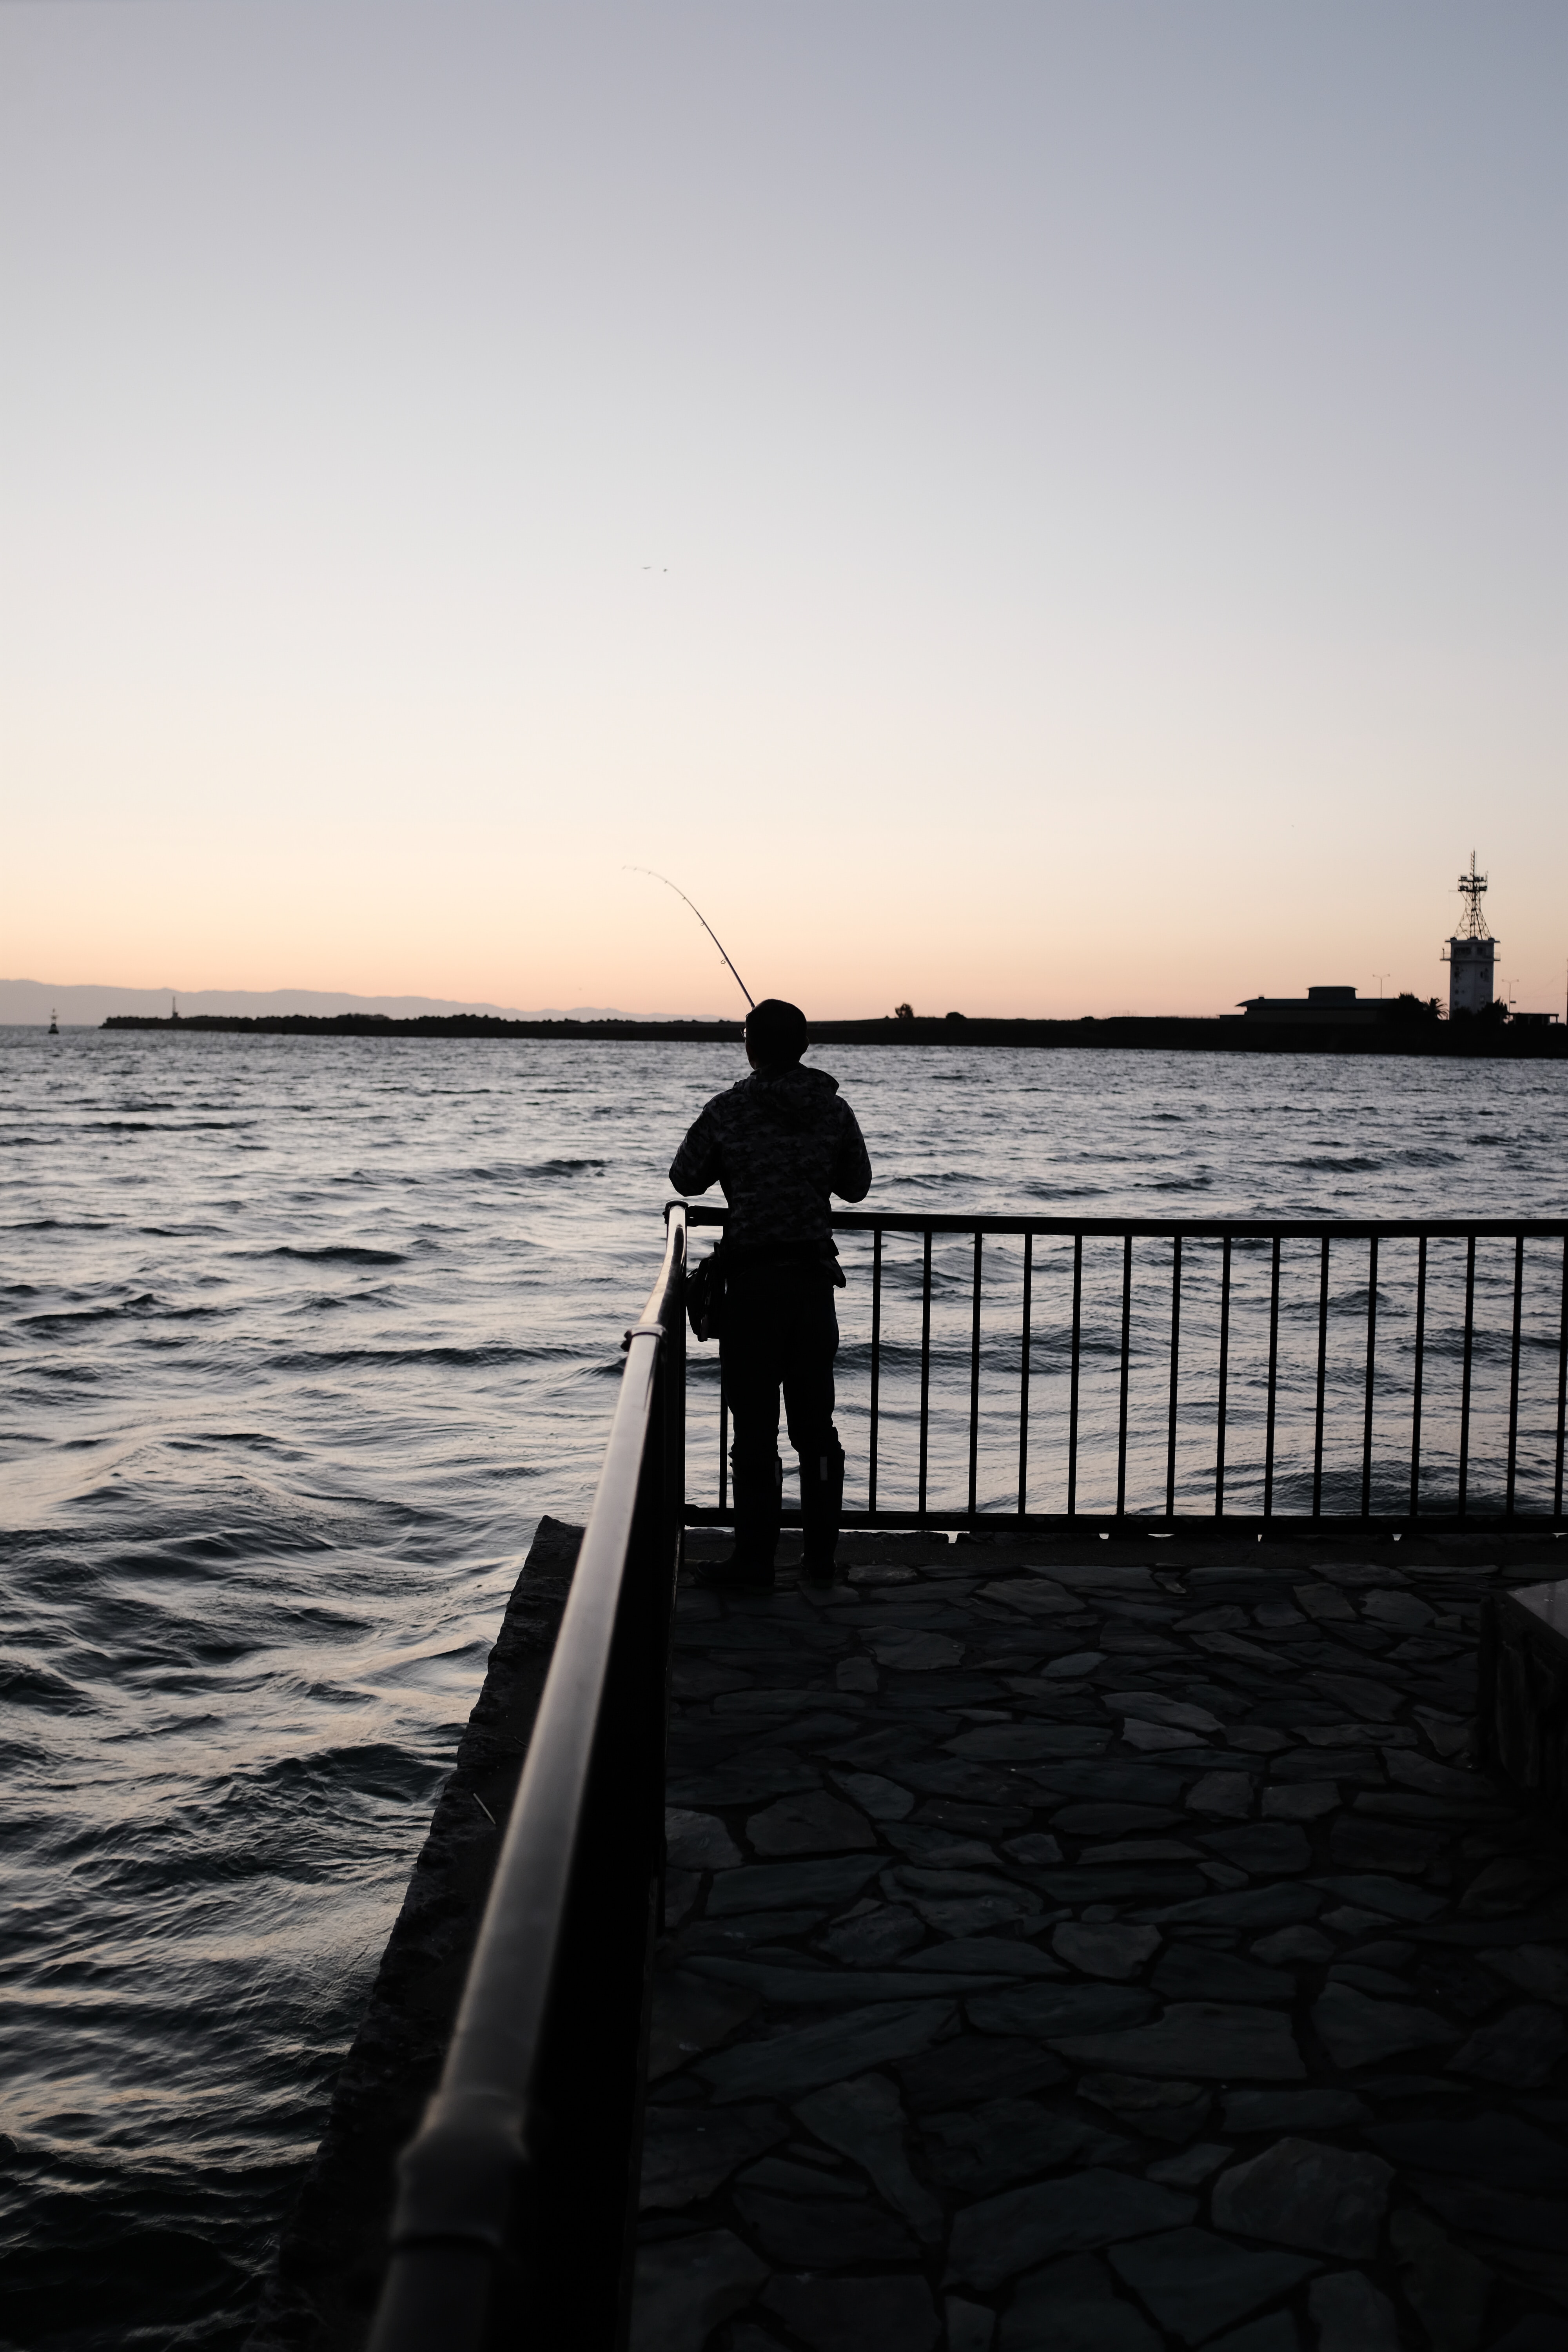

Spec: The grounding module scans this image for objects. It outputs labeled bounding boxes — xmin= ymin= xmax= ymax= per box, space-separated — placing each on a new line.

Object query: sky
xmin=2 ymin=1 xmax=1564 ymax=1019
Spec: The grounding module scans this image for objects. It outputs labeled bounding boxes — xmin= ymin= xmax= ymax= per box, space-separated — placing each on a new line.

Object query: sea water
xmin=3 ymin=1028 xmax=1565 ymax=2346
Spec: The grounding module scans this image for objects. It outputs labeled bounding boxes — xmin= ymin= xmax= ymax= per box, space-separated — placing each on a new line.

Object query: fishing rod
xmin=626 ymin=868 xmax=756 ymax=1010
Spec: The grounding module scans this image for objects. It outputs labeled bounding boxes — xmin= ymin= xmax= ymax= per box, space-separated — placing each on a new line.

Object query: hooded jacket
xmin=669 ymin=1063 xmax=872 ymax=1253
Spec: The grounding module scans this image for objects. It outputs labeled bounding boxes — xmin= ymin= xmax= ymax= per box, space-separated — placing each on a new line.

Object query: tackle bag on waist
xmin=687 ymin=1247 xmax=726 ymax=1342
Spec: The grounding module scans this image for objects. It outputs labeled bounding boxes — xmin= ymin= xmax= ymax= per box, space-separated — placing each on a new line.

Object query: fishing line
xmin=626 ymin=868 xmax=756 ymax=1010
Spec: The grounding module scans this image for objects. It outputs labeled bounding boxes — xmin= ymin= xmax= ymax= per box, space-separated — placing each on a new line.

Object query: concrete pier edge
xmin=245 ymin=1515 xmax=585 ymax=2352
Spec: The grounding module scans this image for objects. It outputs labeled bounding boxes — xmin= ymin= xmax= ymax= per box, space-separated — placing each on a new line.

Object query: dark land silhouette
xmin=100 ymin=1011 xmax=1568 ymax=1056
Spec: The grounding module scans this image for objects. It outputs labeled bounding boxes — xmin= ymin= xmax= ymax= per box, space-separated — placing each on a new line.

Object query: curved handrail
xmin=367 ymin=1206 xmax=686 ymax=2352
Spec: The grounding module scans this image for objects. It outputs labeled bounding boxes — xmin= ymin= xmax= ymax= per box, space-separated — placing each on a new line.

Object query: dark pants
xmin=722 ymin=1263 xmax=844 ymax=1569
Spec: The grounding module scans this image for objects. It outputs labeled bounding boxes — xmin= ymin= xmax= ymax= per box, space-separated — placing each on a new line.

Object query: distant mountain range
xmin=0 ymin=981 xmax=722 ymax=1026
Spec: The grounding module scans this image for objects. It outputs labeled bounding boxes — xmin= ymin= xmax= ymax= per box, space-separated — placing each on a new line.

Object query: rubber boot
xmin=799 ymin=1433 xmax=846 ymax=1588
xmin=694 ymin=1448 xmax=782 ymax=1591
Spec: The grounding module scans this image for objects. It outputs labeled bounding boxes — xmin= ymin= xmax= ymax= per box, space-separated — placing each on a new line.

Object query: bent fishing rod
xmin=625 ymin=868 xmax=756 ymax=1010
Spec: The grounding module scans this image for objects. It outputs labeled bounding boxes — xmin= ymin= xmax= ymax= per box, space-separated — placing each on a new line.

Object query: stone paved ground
xmin=632 ymin=1536 xmax=1568 ymax=2352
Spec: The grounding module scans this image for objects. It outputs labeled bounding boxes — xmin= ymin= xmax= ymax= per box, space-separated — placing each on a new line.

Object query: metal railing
xmin=367 ymin=1207 xmax=686 ymax=2352
xmin=365 ymin=1202 xmax=1568 ymax=2350
xmin=686 ymin=1210 xmax=1568 ymax=1530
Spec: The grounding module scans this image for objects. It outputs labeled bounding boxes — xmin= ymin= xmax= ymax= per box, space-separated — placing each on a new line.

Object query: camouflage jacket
xmin=669 ymin=1064 xmax=872 ymax=1252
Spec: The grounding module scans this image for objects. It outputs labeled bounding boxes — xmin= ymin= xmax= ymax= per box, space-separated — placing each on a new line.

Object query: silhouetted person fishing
xmin=670 ymin=998 xmax=872 ymax=1589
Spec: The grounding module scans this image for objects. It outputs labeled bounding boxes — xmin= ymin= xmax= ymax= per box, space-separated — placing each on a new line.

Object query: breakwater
xmin=100 ymin=1013 xmax=1568 ymax=1057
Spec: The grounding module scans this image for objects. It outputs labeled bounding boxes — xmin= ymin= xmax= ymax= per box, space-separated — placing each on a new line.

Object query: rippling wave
xmin=2 ymin=1029 xmax=1565 ymax=2346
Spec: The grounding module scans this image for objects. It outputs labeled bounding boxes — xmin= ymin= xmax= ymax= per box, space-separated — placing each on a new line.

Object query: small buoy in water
xmin=47 ymin=1008 xmax=58 ymax=1035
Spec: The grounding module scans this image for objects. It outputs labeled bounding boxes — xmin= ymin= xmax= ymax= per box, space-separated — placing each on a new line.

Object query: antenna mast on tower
xmin=1457 ymin=852 xmax=1490 ymax=940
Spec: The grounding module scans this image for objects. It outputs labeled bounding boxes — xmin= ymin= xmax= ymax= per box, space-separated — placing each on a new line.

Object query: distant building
xmin=1236 ymin=986 xmax=1389 ymax=1026
xmin=1442 ymin=855 xmax=1496 ymax=1016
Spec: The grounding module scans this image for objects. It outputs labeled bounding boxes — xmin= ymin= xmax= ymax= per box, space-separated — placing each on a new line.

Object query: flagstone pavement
xmin=632 ymin=1535 xmax=1568 ymax=2352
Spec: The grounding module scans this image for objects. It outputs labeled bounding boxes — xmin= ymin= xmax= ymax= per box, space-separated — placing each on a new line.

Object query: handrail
xmin=367 ymin=1206 xmax=686 ymax=2352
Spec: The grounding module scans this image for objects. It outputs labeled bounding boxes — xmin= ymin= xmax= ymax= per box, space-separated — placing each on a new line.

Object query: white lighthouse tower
xmin=1442 ymin=854 xmax=1497 ymax=1015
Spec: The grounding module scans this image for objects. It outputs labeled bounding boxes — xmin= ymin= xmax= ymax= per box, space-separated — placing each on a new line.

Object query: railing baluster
xmin=1264 ymin=1235 xmax=1281 ymax=1517
xmin=1165 ymin=1236 xmax=1182 ymax=1517
xmin=1458 ymin=1234 xmax=1476 ymax=1517
xmin=1410 ymin=1234 xmax=1427 ymax=1517
xmin=968 ymin=1232 xmax=983 ymax=1516
xmin=1067 ymin=1233 xmax=1082 ymax=1518
xmin=1312 ymin=1236 xmax=1330 ymax=1517
xmin=1215 ymin=1235 xmax=1231 ymax=1516
xmin=1018 ymin=1234 xmax=1033 ymax=1517
xmin=1557 ymin=1235 xmax=1568 ymax=1520
xmin=867 ymin=1227 xmax=882 ymax=1514
xmin=1506 ymin=1232 xmax=1524 ymax=1517
xmin=1116 ymin=1234 xmax=1132 ymax=1518
xmin=1361 ymin=1234 xmax=1378 ymax=1518
xmin=918 ymin=1228 xmax=933 ymax=1517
